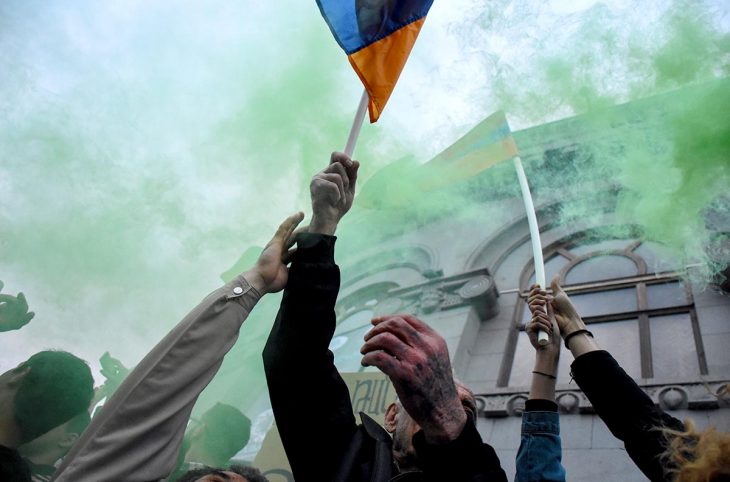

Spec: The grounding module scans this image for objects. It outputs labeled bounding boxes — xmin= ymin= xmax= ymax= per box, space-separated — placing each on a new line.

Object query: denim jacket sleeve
xmin=515 ymin=411 xmax=567 ymax=482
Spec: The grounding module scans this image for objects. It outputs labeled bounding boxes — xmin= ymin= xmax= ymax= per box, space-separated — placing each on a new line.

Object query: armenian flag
xmin=316 ymin=0 xmax=434 ymax=122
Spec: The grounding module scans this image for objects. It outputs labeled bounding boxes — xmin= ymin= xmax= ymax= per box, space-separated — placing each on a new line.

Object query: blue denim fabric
xmin=515 ymin=411 xmax=567 ymax=482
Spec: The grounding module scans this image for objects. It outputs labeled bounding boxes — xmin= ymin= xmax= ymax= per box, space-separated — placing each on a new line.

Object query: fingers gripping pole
xmin=344 ymin=89 xmax=369 ymax=158
xmin=513 ymin=156 xmax=550 ymax=346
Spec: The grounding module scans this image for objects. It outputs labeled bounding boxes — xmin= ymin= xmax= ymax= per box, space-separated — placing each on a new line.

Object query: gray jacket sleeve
xmin=52 ymin=275 xmax=262 ymax=482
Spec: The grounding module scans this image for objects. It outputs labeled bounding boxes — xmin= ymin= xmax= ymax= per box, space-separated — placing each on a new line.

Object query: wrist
xmin=243 ymin=269 xmax=268 ymax=295
xmin=309 ymin=215 xmax=338 ymax=235
xmin=568 ymin=333 xmax=600 ymax=357
xmin=533 ymin=353 xmax=559 ymax=375
xmin=421 ymin=404 xmax=468 ymax=444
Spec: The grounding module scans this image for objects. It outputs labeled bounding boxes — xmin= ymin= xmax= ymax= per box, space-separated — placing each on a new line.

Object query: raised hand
xmin=526 ymin=285 xmax=561 ymax=387
xmin=245 ymin=212 xmax=305 ymax=294
xmin=550 ymin=277 xmax=587 ymax=338
xmin=527 ymin=285 xmax=561 ymax=356
xmin=97 ymin=352 xmax=130 ymax=399
xmin=361 ymin=314 xmax=467 ymax=443
xmin=309 ymin=152 xmax=360 ymax=235
xmin=0 ymin=281 xmax=35 ymax=332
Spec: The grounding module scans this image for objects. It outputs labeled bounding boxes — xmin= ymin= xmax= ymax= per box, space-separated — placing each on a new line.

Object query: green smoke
xmin=453 ymin=0 xmax=730 ymax=279
xmin=1 ymin=0 xmax=728 ymax=468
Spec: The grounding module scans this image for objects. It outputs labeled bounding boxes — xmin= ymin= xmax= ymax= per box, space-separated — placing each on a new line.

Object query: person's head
xmin=384 ymin=380 xmax=477 ymax=471
xmin=0 ymin=350 xmax=94 ymax=445
xmin=18 ymin=410 xmax=91 ymax=465
xmin=176 ymin=464 xmax=268 ymax=482
xmin=662 ymin=420 xmax=730 ymax=482
xmin=185 ymin=403 xmax=252 ymax=467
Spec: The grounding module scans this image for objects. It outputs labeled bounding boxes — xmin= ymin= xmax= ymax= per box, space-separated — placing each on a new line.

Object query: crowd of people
xmin=1 ymin=153 xmax=728 ymax=482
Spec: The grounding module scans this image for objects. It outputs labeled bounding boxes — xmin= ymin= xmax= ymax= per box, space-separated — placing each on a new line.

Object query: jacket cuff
xmin=521 ymin=410 xmax=560 ymax=435
xmin=570 ymin=350 xmax=614 ymax=383
xmin=525 ymin=399 xmax=558 ymax=412
xmin=413 ymin=421 xmax=499 ymax=473
xmin=293 ymin=233 xmax=336 ymax=263
xmin=232 ymin=274 xmax=262 ymax=312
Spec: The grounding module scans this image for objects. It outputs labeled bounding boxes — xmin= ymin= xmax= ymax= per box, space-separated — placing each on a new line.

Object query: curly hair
xmin=661 ymin=419 xmax=730 ymax=482
xmin=175 ymin=464 xmax=268 ymax=482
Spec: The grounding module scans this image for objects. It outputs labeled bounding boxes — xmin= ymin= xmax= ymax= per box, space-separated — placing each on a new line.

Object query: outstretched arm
xmin=263 ymin=152 xmax=360 ymax=481
xmin=53 ymin=213 xmax=303 ymax=482
xmin=0 ymin=281 xmax=35 ymax=332
xmin=550 ymin=278 xmax=684 ymax=482
xmin=515 ymin=285 xmax=566 ymax=482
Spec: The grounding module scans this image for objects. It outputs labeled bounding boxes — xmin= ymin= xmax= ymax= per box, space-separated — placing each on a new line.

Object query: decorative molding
xmin=337 ymin=268 xmax=501 ymax=320
xmin=382 ymin=268 xmax=500 ymax=319
xmin=476 ymin=380 xmax=730 ymax=417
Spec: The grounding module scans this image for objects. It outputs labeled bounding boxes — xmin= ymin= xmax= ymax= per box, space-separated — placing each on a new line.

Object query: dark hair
xmin=0 ymin=446 xmax=31 ymax=482
xmin=176 ymin=464 xmax=268 ymax=482
xmin=13 ymin=350 xmax=94 ymax=442
xmin=198 ymin=403 xmax=252 ymax=462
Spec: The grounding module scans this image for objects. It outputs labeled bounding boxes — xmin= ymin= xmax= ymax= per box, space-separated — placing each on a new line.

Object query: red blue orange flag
xmin=316 ymin=0 xmax=434 ymax=122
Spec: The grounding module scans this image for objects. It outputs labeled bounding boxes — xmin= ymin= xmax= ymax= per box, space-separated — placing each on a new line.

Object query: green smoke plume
xmin=1 ymin=0 xmax=728 ymax=466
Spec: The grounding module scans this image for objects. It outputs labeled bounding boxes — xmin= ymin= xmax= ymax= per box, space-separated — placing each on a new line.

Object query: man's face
xmin=387 ymin=383 xmax=477 ymax=471
xmin=193 ymin=471 xmax=248 ymax=482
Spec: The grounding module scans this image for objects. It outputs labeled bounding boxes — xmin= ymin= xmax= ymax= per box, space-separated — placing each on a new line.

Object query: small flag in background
xmin=357 ymin=110 xmax=519 ymax=207
xmin=422 ymin=110 xmax=518 ymax=188
xmin=316 ymin=0 xmax=434 ymax=122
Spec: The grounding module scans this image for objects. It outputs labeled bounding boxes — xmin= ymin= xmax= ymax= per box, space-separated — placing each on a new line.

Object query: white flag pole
xmin=513 ymin=156 xmax=550 ymax=346
xmin=344 ymin=89 xmax=369 ymax=157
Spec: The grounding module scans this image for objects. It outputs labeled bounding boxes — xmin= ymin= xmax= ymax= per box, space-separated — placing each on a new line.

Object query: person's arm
xmin=361 ymin=314 xmax=507 ymax=481
xmin=550 ymin=279 xmax=684 ymax=482
xmin=52 ymin=213 xmax=304 ymax=482
xmin=263 ymin=152 xmax=360 ymax=481
xmin=515 ymin=285 xmax=566 ymax=482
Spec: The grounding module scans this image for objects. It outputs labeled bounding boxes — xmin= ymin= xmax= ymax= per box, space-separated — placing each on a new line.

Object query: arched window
xmin=501 ymin=235 xmax=708 ymax=387
xmin=330 ymin=282 xmax=400 ymax=373
xmin=330 ymin=309 xmax=376 ymax=373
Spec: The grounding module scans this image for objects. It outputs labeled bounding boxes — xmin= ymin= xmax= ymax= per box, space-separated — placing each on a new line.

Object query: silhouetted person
xmin=170 ymin=403 xmax=252 ymax=480
xmin=0 ymin=351 xmax=93 ymax=482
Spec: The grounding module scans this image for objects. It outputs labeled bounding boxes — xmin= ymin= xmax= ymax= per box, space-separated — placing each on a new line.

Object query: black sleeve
xmin=412 ymin=422 xmax=508 ymax=482
xmin=263 ymin=233 xmax=358 ymax=482
xmin=571 ymin=350 xmax=684 ymax=482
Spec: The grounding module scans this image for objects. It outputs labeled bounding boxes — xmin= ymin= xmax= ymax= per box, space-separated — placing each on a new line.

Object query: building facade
xmin=326 ymin=80 xmax=730 ymax=480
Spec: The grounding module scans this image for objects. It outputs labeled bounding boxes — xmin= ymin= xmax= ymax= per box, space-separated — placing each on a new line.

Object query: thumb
xmin=17 ymin=292 xmax=29 ymax=310
xmin=550 ymin=277 xmax=563 ymax=296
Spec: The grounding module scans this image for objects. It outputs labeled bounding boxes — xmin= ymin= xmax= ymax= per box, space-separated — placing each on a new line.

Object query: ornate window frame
xmin=498 ymin=233 xmax=708 ymax=387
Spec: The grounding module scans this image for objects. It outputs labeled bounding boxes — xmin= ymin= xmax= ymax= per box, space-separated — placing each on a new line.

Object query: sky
xmin=1 ymin=0 xmax=728 ymax=406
